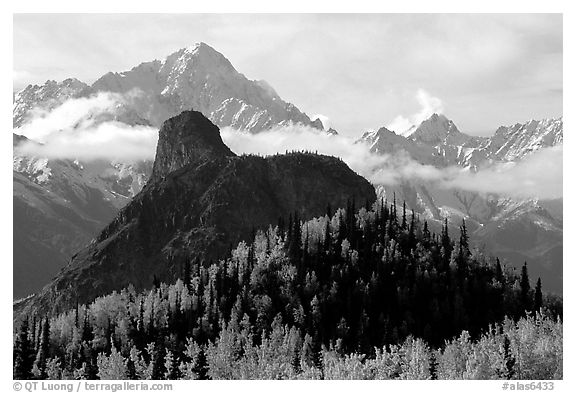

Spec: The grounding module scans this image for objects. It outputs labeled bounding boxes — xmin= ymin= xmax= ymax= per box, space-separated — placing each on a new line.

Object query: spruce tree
xmin=34 ymin=318 xmax=50 ymax=379
xmin=459 ymin=219 xmax=470 ymax=257
xmin=503 ymin=336 xmax=516 ymax=379
xmin=422 ymin=221 xmax=431 ymax=243
xmin=183 ymin=259 xmax=191 ymax=291
xmin=291 ymin=350 xmax=302 ymax=375
xmin=534 ymin=277 xmax=543 ymax=313
xmin=13 ymin=318 xmax=34 ymax=380
xmin=495 ymin=258 xmax=504 ymax=283
xmin=520 ymin=262 xmax=531 ymax=312
xmin=126 ymin=355 xmax=137 ymax=380
xmin=441 ymin=218 xmax=453 ymax=268
xmin=323 ymin=219 xmax=331 ymax=254
xmin=429 ymin=351 xmax=439 ymax=380
xmin=193 ymin=348 xmax=210 ymax=380
xmin=401 ymin=201 xmax=407 ymax=230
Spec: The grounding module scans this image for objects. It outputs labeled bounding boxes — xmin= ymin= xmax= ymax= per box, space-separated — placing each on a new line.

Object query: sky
xmin=13 ymin=14 xmax=562 ymax=136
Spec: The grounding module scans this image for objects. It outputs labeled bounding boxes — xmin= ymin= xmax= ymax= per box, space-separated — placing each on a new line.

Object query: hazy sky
xmin=13 ymin=14 xmax=562 ymax=136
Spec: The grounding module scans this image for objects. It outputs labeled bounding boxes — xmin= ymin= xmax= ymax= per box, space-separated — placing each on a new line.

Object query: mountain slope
xmin=364 ymin=114 xmax=562 ymax=169
xmin=20 ymin=111 xmax=375 ymax=315
xmin=13 ymin=134 xmax=152 ymax=297
xmin=361 ymin=115 xmax=563 ymax=292
xmin=13 ymin=78 xmax=92 ymax=128
xmin=91 ymin=42 xmax=322 ymax=132
xmin=13 ymin=43 xmax=330 ymax=299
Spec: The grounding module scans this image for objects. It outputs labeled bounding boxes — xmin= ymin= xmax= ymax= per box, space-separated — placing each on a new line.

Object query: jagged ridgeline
xmin=14 ymin=199 xmax=562 ymax=380
xmin=16 ymin=110 xmax=375 ymax=317
xmin=13 ymin=110 xmax=562 ymax=380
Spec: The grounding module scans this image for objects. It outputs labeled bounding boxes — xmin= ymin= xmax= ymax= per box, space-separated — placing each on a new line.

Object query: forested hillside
xmin=13 ymin=199 xmax=562 ymax=379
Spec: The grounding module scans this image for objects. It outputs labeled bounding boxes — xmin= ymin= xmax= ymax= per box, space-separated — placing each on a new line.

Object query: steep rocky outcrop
xmin=20 ymin=111 xmax=375 ymax=315
xmin=151 ymin=110 xmax=235 ymax=181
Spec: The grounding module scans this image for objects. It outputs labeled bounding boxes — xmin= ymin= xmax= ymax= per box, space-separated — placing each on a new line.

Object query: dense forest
xmin=13 ymin=198 xmax=562 ymax=379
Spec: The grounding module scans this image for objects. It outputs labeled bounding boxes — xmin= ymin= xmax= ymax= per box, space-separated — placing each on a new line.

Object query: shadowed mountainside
xmin=19 ymin=111 xmax=375 ymax=316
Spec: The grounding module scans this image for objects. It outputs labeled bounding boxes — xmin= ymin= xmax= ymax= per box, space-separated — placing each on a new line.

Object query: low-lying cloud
xmin=14 ymin=92 xmax=158 ymax=162
xmin=13 ymin=93 xmax=561 ymax=200
xmin=222 ymin=125 xmax=562 ymax=200
xmin=445 ymin=145 xmax=562 ymax=200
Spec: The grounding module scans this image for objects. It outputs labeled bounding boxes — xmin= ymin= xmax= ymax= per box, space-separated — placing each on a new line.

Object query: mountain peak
xmin=409 ymin=113 xmax=469 ymax=145
xmin=310 ymin=118 xmax=325 ymax=130
xmin=150 ymin=110 xmax=235 ymax=181
xmin=167 ymin=42 xmax=235 ymax=72
xmin=186 ymin=41 xmax=217 ymax=54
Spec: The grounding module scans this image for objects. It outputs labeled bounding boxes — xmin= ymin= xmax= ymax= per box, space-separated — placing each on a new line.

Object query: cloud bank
xmin=13 ymin=92 xmax=561 ymax=200
xmin=445 ymin=145 xmax=562 ymax=200
xmin=14 ymin=93 xmax=158 ymax=162
xmin=222 ymin=125 xmax=562 ymax=200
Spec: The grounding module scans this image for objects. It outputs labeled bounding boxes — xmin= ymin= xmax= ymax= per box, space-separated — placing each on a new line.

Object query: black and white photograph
xmin=6 ymin=7 xmax=570 ymax=388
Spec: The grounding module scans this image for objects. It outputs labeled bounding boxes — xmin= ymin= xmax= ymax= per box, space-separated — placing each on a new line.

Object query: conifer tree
xmin=422 ymin=221 xmax=431 ymax=243
xmin=183 ymin=259 xmax=191 ymax=291
xmin=495 ymin=258 xmax=504 ymax=283
xmin=30 ymin=315 xmax=37 ymax=353
xmin=34 ymin=318 xmax=50 ymax=379
xmin=291 ymin=350 xmax=302 ymax=375
xmin=503 ymin=336 xmax=516 ymax=379
xmin=429 ymin=351 xmax=438 ymax=380
xmin=324 ymin=219 xmax=331 ymax=254
xmin=149 ymin=341 xmax=166 ymax=380
xmin=193 ymin=348 xmax=210 ymax=380
xmin=126 ymin=356 xmax=137 ymax=380
xmin=458 ymin=219 xmax=470 ymax=259
xmin=13 ymin=318 xmax=34 ymax=380
xmin=441 ymin=218 xmax=453 ymax=268
xmin=520 ymin=262 xmax=531 ymax=312
xmin=534 ymin=277 xmax=543 ymax=313
xmin=401 ymin=201 xmax=407 ymax=230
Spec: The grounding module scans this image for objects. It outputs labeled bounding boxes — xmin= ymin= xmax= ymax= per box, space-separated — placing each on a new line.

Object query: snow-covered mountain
xmin=13 ymin=78 xmax=92 ymax=128
xmin=90 ymin=42 xmax=325 ymax=132
xmin=15 ymin=43 xmax=328 ymax=134
xmin=360 ymin=114 xmax=563 ymax=292
xmin=362 ymin=113 xmax=562 ymax=169
xmin=12 ymin=42 xmax=562 ymax=296
xmin=12 ymin=43 xmax=332 ymax=298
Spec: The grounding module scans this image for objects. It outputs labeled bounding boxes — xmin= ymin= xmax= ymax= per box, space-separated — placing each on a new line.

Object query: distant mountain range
xmin=13 ymin=42 xmax=562 ymax=300
xmin=361 ymin=113 xmax=562 ymax=169
xmin=359 ymin=114 xmax=563 ymax=292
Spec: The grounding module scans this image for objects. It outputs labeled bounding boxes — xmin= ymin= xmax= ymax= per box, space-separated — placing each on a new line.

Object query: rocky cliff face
xmin=151 ymin=110 xmax=235 ymax=181
xmin=20 ymin=111 xmax=375 ymax=315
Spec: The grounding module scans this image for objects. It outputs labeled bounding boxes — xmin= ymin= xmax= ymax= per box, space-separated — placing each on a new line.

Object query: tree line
xmin=14 ymin=198 xmax=562 ymax=379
